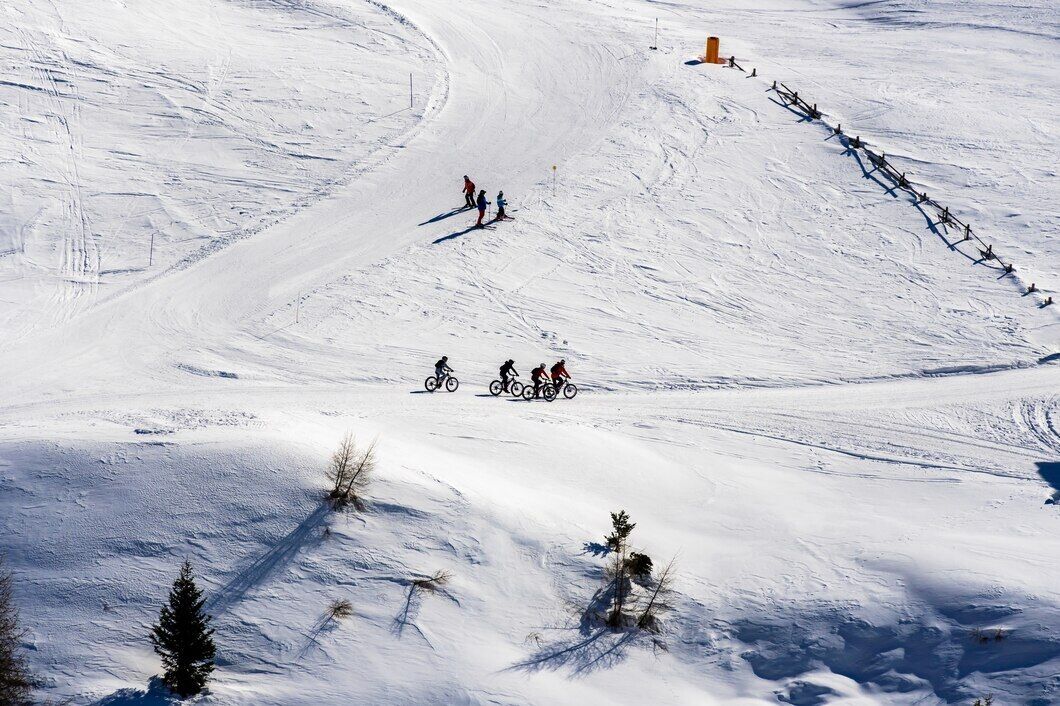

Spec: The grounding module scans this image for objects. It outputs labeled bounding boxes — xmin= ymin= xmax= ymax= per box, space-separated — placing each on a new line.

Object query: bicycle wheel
xmin=542 ymin=384 xmax=557 ymax=402
xmin=489 ymin=380 xmax=503 ymax=396
xmin=424 ymin=377 xmax=438 ymax=392
xmin=509 ymin=381 xmax=524 ymax=397
xmin=445 ymin=376 xmax=460 ymax=392
xmin=563 ymin=382 xmax=578 ymax=399
xmin=522 ymin=385 xmax=534 ymax=401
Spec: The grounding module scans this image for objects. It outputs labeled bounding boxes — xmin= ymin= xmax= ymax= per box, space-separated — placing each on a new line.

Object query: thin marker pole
xmin=149 ymin=232 xmax=154 ymax=267
xmin=296 ymin=291 xmax=301 ymax=324
xmin=653 ymin=19 xmax=658 ymax=49
xmin=409 ymin=73 xmax=413 ymax=108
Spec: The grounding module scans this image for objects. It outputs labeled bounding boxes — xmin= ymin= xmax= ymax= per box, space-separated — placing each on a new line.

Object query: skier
xmin=499 ymin=359 xmax=518 ymax=392
xmin=463 ymin=176 xmax=476 ymax=209
xmin=494 ymin=191 xmax=508 ymax=221
xmin=435 ymin=356 xmax=453 ymax=383
xmin=530 ymin=362 xmax=548 ymax=399
xmin=475 ymin=189 xmax=489 ymax=228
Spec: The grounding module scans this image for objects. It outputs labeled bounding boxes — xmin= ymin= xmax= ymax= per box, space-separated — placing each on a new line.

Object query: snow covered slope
xmin=1 ymin=0 xmax=1058 ymax=704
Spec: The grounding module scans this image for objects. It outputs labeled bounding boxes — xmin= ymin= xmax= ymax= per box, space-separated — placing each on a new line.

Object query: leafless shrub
xmin=325 ymin=433 xmax=377 ymax=509
xmin=0 ymin=556 xmax=33 ymax=706
xmin=326 ymin=598 xmax=354 ymax=622
xmin=636 ymin=557 xmax=676 ymax=633
xmin=972 ymin=696 xmax=994 ymax=706
xmin=412 ymin=570 xmax=453 ymax=593
xmin=970 ymin=626 xmax=1007 ymax=645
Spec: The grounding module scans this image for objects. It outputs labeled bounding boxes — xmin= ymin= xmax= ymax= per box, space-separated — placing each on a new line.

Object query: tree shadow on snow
xmin=390 ymin=579 xmax=456 ymax=648
xmin=581 ymin=541 xmax=611 ymax=557
xmin=90 ymin=677 xmax=175 ymax=705
xmin=296 ymin=609 xmax=343 ymax=659
xmin=507 ymin=580 xmax=641 ymax=675
xmin=1039 ymin=462 xmax=1060 ymax=505
xmin=207 ymin=502 xmax=330 ymax=614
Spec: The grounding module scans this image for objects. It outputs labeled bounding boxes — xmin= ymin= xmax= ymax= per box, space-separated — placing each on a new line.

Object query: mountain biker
xmin=435 ymin=356 xmax=453 ymax=383
xmin=550 ymin=360 xmax=570 ymax=391
xmin=495 ymin=191 xmax=508 ymax=221
xmin=499 ymin=359 xmax=518 ymax=392
xmin=530 ymin=362 xmax=548 ymax=398
xmin=463 ymin=176 xmax=476 ymax=208
xmin=475 ymin=190 xmax=490 ymax=228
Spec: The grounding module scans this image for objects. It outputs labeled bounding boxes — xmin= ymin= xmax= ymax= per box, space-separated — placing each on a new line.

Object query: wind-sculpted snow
xmin=0 ymin=0 xmax=1058 ymax=703
xmin=0 ymin=0 xmax=435 ymax=336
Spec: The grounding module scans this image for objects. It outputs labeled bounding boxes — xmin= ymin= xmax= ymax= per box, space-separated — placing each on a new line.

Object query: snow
xmin=1 ymin=0 xmax=1058 ymax=704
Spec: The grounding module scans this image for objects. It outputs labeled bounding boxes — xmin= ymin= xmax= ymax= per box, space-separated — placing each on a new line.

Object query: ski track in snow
xmin=0 ymin=0 xmax=1059 ymax=704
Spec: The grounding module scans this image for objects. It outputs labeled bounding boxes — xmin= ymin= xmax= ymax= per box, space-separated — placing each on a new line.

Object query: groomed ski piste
xmin=1 ymin=0 xmax=1059 ymax=703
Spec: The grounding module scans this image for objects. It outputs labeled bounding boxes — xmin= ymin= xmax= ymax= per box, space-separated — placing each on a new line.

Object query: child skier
xmin=495 ymin=191 xmax=508 ymax=221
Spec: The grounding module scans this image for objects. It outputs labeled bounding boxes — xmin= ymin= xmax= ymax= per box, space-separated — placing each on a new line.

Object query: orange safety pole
xmin=706 ymin=36 xmax=720 ymax=64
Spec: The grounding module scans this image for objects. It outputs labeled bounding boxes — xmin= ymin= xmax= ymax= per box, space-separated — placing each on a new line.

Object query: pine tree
xmin=604 ymin=511 xmax=634 ymax=552
xmin=0 ymin=557 xmax=33 ymax=706
xmin=605 ymin=511 xmax=636 ymax=628
xmin=150 ymin=560 xmax=216 ymax=698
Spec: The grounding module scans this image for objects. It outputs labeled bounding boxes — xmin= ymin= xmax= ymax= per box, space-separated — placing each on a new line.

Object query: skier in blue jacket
xmin=494 ymin=191 xmax=508 ymax=221
xmin=475 ymin=190 xmax=489 ymax=227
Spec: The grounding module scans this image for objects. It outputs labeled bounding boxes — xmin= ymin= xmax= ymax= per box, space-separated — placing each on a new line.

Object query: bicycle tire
xmin=542 ymin=384 xmax=557 ymax=402
xmin=522 ymin=386 xmax=534 ymax=401
xmin=489 ymin=380 xmax=503 ymax=396
xmin=563 ymin=383 xmax=578 ymax=399
xmin=510 ymin=381 xmax=524 ymax=397
xmin=445 ymin=376 xmax=460 ymax=392
xmin=424 ymin=377 xmax=438 ymax=392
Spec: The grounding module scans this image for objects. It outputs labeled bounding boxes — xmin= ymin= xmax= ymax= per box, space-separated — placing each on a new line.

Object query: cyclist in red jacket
xmin=550 ymin=359 xmax=570 ymax=392
xmin=530 ymin=363 xmax=549 ymax=398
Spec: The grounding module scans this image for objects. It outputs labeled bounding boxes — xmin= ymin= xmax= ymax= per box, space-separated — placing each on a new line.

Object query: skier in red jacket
xmin=462 ymin=175 xmax=476 ymax=208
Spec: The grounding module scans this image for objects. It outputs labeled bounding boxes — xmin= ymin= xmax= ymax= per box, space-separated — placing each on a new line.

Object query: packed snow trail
xmin=0 ymin=0 xmax=635 ymax=405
